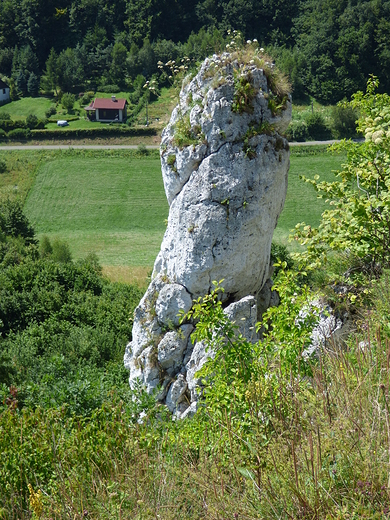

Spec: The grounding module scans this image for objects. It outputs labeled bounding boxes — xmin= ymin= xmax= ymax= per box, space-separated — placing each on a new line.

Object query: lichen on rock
xmin=124 ymin=47 xmax=291 ymax=418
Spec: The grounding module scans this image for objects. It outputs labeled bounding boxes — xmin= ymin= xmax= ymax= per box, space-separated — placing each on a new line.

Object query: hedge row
xmin=0 ymin=128 xmax=31 ymax=139
xmin=30 ymin=126 xmax=157 ymax=139
xmin=46 ymin=116 xmax=80 ymax=123
xmin=0 ymin=126 xmax=157 ymax=140
xmin=0 ymin=119 xmax=27 ymax=132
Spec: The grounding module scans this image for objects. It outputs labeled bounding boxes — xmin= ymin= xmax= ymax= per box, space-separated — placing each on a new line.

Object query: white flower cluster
xmin=158 ymin=58 xmax=190 ymax=81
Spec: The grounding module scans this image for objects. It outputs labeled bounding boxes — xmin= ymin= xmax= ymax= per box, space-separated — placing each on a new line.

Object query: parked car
xmin=57 ymin=120 xmax=69 ymax=127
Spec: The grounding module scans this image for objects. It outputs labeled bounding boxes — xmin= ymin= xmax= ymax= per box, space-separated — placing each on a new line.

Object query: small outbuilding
xmin=0 ymin=79 xmax=10 ymax=104
xmin=85 ymin=96 xmax=127 ymax=122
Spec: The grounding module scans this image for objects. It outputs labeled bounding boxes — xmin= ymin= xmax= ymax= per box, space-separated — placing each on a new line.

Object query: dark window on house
xmin=100 ymin=109 xmax=119 ymax=120
xmin=2 ymin=89 xmax=5 ymax=94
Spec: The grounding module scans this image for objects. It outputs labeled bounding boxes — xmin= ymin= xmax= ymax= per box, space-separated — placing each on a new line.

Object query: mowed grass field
xmin=0 ymin=97 xmax=54 ymax=119
xmin=273 ymin=148 xmax=345 ymax=248
xmin=15 ymin=147 xmax=344 ymax=284
xmin=23 ymin=152 xmax=168 ymax=283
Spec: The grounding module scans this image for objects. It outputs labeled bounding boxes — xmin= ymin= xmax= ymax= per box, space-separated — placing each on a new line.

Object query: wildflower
xmin=253 ymin=38 xmax=258 ymax=42
xmin=28 ymin=484 xmax=43 ymax=518
xmin=260 ymin=47 xmax=264 ymax=52
xmin=247 ymin=40 xmax=252 ymax=44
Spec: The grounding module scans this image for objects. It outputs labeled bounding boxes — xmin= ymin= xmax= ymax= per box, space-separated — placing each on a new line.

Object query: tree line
xmin=1 ymin=0 xmax=390 ymax=103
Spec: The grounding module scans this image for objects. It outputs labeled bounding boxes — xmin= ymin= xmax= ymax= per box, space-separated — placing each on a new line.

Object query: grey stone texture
xmin=124 ymin=52 xmax=291 ymax=417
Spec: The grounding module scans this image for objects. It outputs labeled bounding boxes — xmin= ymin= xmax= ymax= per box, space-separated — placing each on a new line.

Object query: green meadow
xmin=273 ymin=147 xmax=344 ymax=248
xmin=0 ymin=96 xmax=54 ymax=119
xmin=0 ymin=147 xmax=344 ymax=282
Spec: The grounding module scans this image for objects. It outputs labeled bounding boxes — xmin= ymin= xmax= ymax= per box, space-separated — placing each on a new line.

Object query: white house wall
xmin=0 ymin=88 xmax=10 ymax=103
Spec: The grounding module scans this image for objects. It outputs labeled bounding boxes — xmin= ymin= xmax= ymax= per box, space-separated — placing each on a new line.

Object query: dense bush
xmin=0 ymin=198 xmax=36 ymax=243
xmin=31 ymin=126 xmax=157 ymax=139
xmin=98 ymin=84 xmax=121 ymax=93
xmin=285 ymin=120 xmax=308 ymax=141
xmin=331 ymin=103 xmax=358 ymax=139
xmin=61 ymin=92 xmax=76 ymax=112
xmin=25 ymin=114 xmax=45 ymax=130
xmin=45 ymin=105 xmax=57 ymax=118
xmin=305 ymin=112 xmax=332 ymax=140
xmin=6 ymin=128 xmax=31 ymax=140
xmin=25 ymin=114 xmax=38 ymax=129
xmin=0 ymin=202 xmax=143 ymax=417
xmin=79 ymin=92 xmax=92 ymax=105
xmin=0 ymin=119 xmax=26 ymax=132
xmin=0 ymin=128 xmax=6 ymax=139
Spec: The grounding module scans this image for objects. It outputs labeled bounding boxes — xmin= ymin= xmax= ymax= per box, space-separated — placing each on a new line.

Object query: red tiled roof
xmin=89 ymin=98 xmax=127 ymax=110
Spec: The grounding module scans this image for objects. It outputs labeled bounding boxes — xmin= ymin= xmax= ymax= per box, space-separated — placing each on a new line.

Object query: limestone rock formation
xmin=124 ymin=50 xmax=292 ymax=417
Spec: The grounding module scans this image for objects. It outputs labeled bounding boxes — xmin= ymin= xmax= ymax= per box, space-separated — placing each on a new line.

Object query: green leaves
xmin=293 ymin=77 xmax=390 ymax=272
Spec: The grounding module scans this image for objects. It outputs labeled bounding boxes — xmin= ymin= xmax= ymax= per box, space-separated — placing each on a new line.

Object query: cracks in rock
xmin=206 ymin=139 xmax=230 ymax=159
xmin=174 ymin=281 xmax=193 ymax=300
xmin=207 ymin=237 xmax=219 ymax=294
xmin=169 ymin=140 xmax=230 ymax=206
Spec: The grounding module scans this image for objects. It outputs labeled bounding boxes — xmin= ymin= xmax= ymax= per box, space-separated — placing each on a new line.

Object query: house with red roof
xmin=0 ymin=79 xmax=10 ymax=105
xmin=84 ymin=96 xmax=127 ymax=122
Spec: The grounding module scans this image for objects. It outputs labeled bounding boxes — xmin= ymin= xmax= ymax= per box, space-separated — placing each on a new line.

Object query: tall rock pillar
xmin=125 ymin=48 xmax=292 ymax=417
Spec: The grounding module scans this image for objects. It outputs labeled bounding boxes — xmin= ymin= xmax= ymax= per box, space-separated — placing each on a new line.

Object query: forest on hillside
xmin=1 ymin=0 xmax=390 ymax=103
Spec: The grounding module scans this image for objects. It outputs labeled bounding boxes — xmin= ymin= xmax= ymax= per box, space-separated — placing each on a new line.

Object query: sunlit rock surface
xmin=124 ymin=52 xmax=291 ymax=417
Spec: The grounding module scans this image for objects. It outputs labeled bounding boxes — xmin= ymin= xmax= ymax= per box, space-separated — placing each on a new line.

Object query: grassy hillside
xmin=0 ymin=97 xmax=54 ymax=119
xmin=1 ymin=147 xmax=344 ymax=283
xmin=23 ymin=150 xmax=167 ymax=283
xmin=25 ymin=147 xmax=344 ymax=256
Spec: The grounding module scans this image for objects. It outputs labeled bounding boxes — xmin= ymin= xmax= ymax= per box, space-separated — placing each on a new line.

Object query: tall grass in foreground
xmin=2 ymin=271 xmax=390 ymax=519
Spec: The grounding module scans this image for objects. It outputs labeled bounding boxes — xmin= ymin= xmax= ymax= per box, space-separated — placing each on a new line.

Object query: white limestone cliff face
xmin=124 ymin=52 xmax=291 ymax=418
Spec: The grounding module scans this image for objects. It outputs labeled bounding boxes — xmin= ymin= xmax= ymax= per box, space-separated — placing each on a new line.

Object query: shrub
xmin=31 ymin=126 xmax=157 ymax=140
xmin=61 ymin=92 xmax=76 ymax=112
xmin=0 ymin=198 xmax=35 ymax=243
xmin=285 ymin=120 xmax=308 ymax=141
xmin=293 ymin=77 xmax=390 ymax=271
xmin=0 ymin=129 xmax=6 ymax=139
xmin=26 ymin=114 xmax=39 ymax=129
xmin=39 ymin=235 xmax=53 ymax=257
xmin=0 ymin=112 xmax=11 ymax=120
xmin=270 ymin=242 xmax=294 ymax=275
xmin=331 ymin=103 xmax=358 ymax=138
xmin=51 ymin=238 xmax=72 ymax=263
xmin=0 ymin=119 xmax=26 ymax=132
xmin=7 ymin=128 xmax=31 ymax=140
xmin=45 ymin=105 xmax=57 ymax=118
xmin=305 ymin=112 xmax=332 ymax=140
xmin=79 ymin=93 xmax=92 ymax=105
xmin=98 ymin=84 xmax=121 ymax=93
xmin=137 ymin=144 xmax=148 ymax=155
